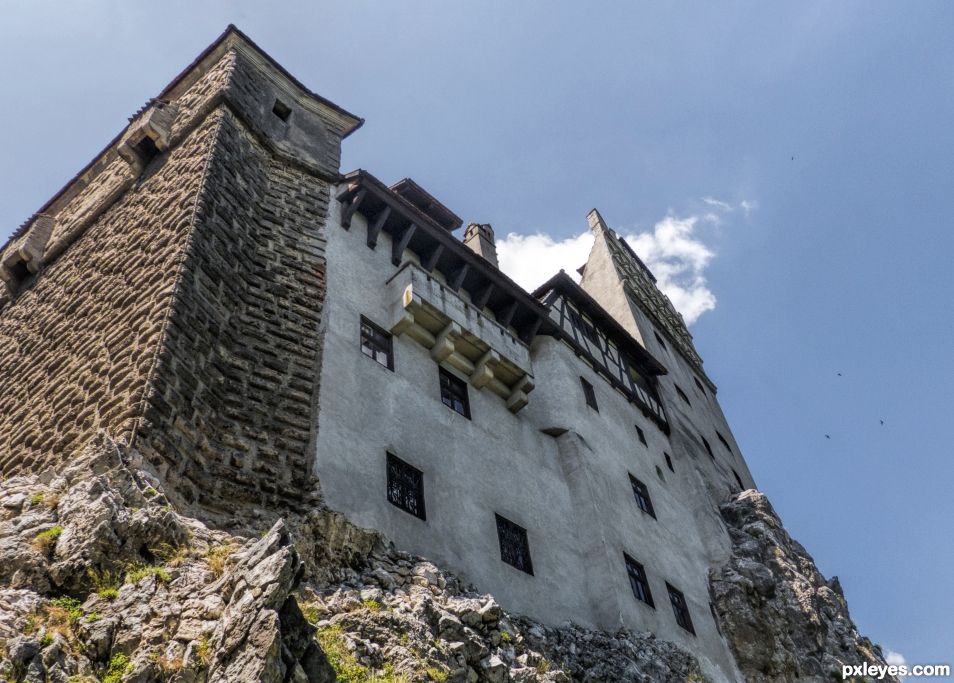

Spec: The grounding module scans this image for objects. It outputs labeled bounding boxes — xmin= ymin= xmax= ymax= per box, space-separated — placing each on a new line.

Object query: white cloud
xmin=702 ymin=196 xmax=733 ymax=211
xmin=885 ymin=650 xmax=907 ymax=680
xmin=740 ymin=199 xmax=758 ymax=216
xmin=496 ymin=202 xmax=734 ymax=326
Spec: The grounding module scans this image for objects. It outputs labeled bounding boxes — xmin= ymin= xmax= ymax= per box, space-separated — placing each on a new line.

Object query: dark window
xmin=439 ymin=367 xmax=470 ymax=418
xmin=693 ymin=376 xmax=707 ymax=396
xmin=272 ymin=99 xmax=292 ymax=122
xmin=667 ymin=583 xmax=695 ymax=634
xmin=4 ymin=259 xmax=31 ymax=296
xmin=664 ymin=453 xmax=674 ymax=472
xmin=702 ymin=435 xmax=714 ymax=459
xmin=656 ymin=465 xmax=665 ymax=481
xmin=495 ymin=514 xmax=533 ymax=575
xmin=386 ymin=453 xmax=426 ymax=520
xmin=360 ymin=316 xmax=394 ymax=370
xmin=635 ymin=425 xmax=647 ymax=446
xmin=654 ymin=330 xmax=667 ymax=350
xmin=581 ymin=377 xmax=598 ymax=411
xmin=624 ymin=554 xmax=654 ymax=607
xmin=629 ymin=474 xmax=656 ymax=518
xmin=716 ymin=431 xmax=732 ymax=453
xmin=133 ymin=135 xmax=160 ymax=167
xmin=675 ymin=384 xmax=691 ymax=407
xmin=732 ymin=469 xmax=745 ymax=491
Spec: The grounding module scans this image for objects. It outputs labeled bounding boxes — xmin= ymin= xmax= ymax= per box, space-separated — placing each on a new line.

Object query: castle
xmin=0 ymin=27 xmax=761 ymax=681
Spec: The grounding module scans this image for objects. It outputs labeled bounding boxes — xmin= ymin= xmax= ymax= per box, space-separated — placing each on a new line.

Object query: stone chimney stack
xmin=463 ymin=223 xmax=498 ymax=269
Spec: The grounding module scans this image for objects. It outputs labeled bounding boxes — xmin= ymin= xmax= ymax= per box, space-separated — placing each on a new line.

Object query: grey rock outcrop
xmin=710 ymin=490 xmax=896 ymax=683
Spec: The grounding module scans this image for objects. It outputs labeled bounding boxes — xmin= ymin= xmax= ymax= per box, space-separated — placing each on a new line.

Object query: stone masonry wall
xmin=135 ymin=107 xmax=331 ymax=515
xmin=0 ymin=114 xmax=222 ymax=475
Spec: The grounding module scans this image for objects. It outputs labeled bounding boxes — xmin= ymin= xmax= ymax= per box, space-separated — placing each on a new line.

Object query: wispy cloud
xmin=496 ymin=198 xmax=754 ymax=325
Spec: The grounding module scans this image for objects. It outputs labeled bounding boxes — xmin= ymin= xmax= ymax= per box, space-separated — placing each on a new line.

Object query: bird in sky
xmin=825 ymin=434 xmax=831 ymax=439
xmin=837 ymin=372 xmax=843 ymax=377
xmin=880 ymin=419 xmax=885 ymax=426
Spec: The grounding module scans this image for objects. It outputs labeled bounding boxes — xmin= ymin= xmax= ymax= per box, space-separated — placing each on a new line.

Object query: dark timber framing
xmin=337 ymin=171 xmax=557 ymax=346
xmin=533 ymin=272 xmax=669 ymax=431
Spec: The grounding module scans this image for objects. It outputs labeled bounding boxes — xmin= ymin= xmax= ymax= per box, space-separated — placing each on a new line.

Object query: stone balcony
xmin=386 ymin=262 xmax=534 ymax=413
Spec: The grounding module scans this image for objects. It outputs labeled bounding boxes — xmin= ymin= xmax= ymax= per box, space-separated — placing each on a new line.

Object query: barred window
xmin=386 ymin=453 xmax=426 ymax=520
xmin=667 ymin=583 xmax=695 ymax=634
xmin=629 ymin=474 xmax=656 ymax=518
xmin=624 ymin=554 xmax=654 ymax=607
xmin=439 ymin=367 xmax=470 ymax=419
xmin=581 ymin=377 xmax=598 ymax=411
xmin=360 ymin=316 xmax=393 ymax=370
xmin=636 ymin=425 xmax=647 ymax=446
xmin=495 ymin=514 xmax=533 ymax=575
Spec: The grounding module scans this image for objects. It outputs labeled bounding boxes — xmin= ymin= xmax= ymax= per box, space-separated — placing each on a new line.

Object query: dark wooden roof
xmin=388 ymin=178 xmax=462 ymax=232
xmin=338 ymin=170 xmax=558 ymax=344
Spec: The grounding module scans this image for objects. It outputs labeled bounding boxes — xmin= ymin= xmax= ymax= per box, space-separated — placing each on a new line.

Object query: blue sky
xmin=2 ymin=1 xmax=952 ymax=672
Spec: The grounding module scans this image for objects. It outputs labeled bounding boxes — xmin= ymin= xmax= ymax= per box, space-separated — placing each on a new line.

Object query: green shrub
xmin=126 ymin=565 xmax=171 ymax=585
xmin=103 ymin=653 xmax=132 ymax=683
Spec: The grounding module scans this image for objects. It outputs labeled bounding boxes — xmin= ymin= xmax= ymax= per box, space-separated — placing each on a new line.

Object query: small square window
xmin=386 ymin=453 xmax=426 ymax=520
xmin=439 ymin=367 xmax=471 ymax=419
xmin=272 ymin=99 xmax=292 ymax=122
xmin=635 ymin=425 xmax=647 ymax=446
xmin=495 ymin=514 xmax=533 ymax=575
xmin=702 ymin=435 xmax=714 ymax=459
xmin=675 ymin=384 xmax=691 ymax=407
xmin=629 ymin=474 xmax=656 ymax=518
xmin=581 ymin=377 xmax=598 ymax=411
xmin=624 ymin=554 xmax=655 ymax=607
xmin=664 ymin=452 xmax=674 ymax=472
xmin=667 ymin=583 xmax=695 ymax=634
xmin=360 ymin=316 xmax=394 ymax=370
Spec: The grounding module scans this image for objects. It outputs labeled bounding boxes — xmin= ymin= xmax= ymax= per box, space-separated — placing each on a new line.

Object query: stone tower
xmin=0 ymin=26 xmax=359 ymax=515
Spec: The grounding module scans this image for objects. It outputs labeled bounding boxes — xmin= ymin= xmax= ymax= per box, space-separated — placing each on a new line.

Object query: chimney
xmin=463 ymin=223 xmax=498 ymax=269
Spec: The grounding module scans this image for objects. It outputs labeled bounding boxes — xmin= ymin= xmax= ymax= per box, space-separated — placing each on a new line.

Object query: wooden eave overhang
xmin=388 ymin=178 xmax=462 ymax=232
xmin=337 ymin=170 xmax=558 ymax=344
xmin=532 ymin=271 xmax=669 ymax=378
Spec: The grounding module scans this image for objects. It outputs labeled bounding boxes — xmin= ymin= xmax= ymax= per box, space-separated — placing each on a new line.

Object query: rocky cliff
xmin=0 ymin=435 xmax=891 ymax=682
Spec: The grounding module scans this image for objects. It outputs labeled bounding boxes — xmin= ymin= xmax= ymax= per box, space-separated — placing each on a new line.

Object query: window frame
xmin=360 ymin=315 xmax=394 ymax=371
xmin=629 ymin=474 xmax=657 ymax=519
xmin=667 ymin=583 xmax=695 ymax=634
xmin=386 ymin=452 xmax=426 ymax=521
xmin=439 ymin=367 xmax=471 ymax=419
xmin=495 ymin=513 xmax=534 ymax=575
xmin=624 ymin=554 xmax=655 ymax=607
xmin=581 ymin=376 xmax=599 ymax=412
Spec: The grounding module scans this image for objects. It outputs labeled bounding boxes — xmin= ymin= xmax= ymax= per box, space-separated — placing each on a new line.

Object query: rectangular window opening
xmin=386 ymin=453 xmax=426 ymax=520
xmin=635 ymin=425 xmax=647 ymax=446
xmin=581 ymin=377 xmax=599 ymax=412
xmin=693 ymin=376 xmax=707 ymax=396
xmin=272 ymin=99 xmax=292 ymax=122
xmin=495 ymin=514 xmax=533 ymax=575
xmin=664 ymin=453 xmax=674 ymax=472
xmin=360 ymin=316 xmax=394 ymax=370
xmin=629 ymin=474 xmax=656 ymax=518
xmin=732 ymin=469 xmax=745 ymax=491
xmin=667 ymin=583 xmax=695 ymax=634
xmin=624 ymin=554 xmax=654 ymax=607
xmin=654 ymin=330 xmax=667 ymax=350
xmin=439 ymin=367 xmax=471 ymax=419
